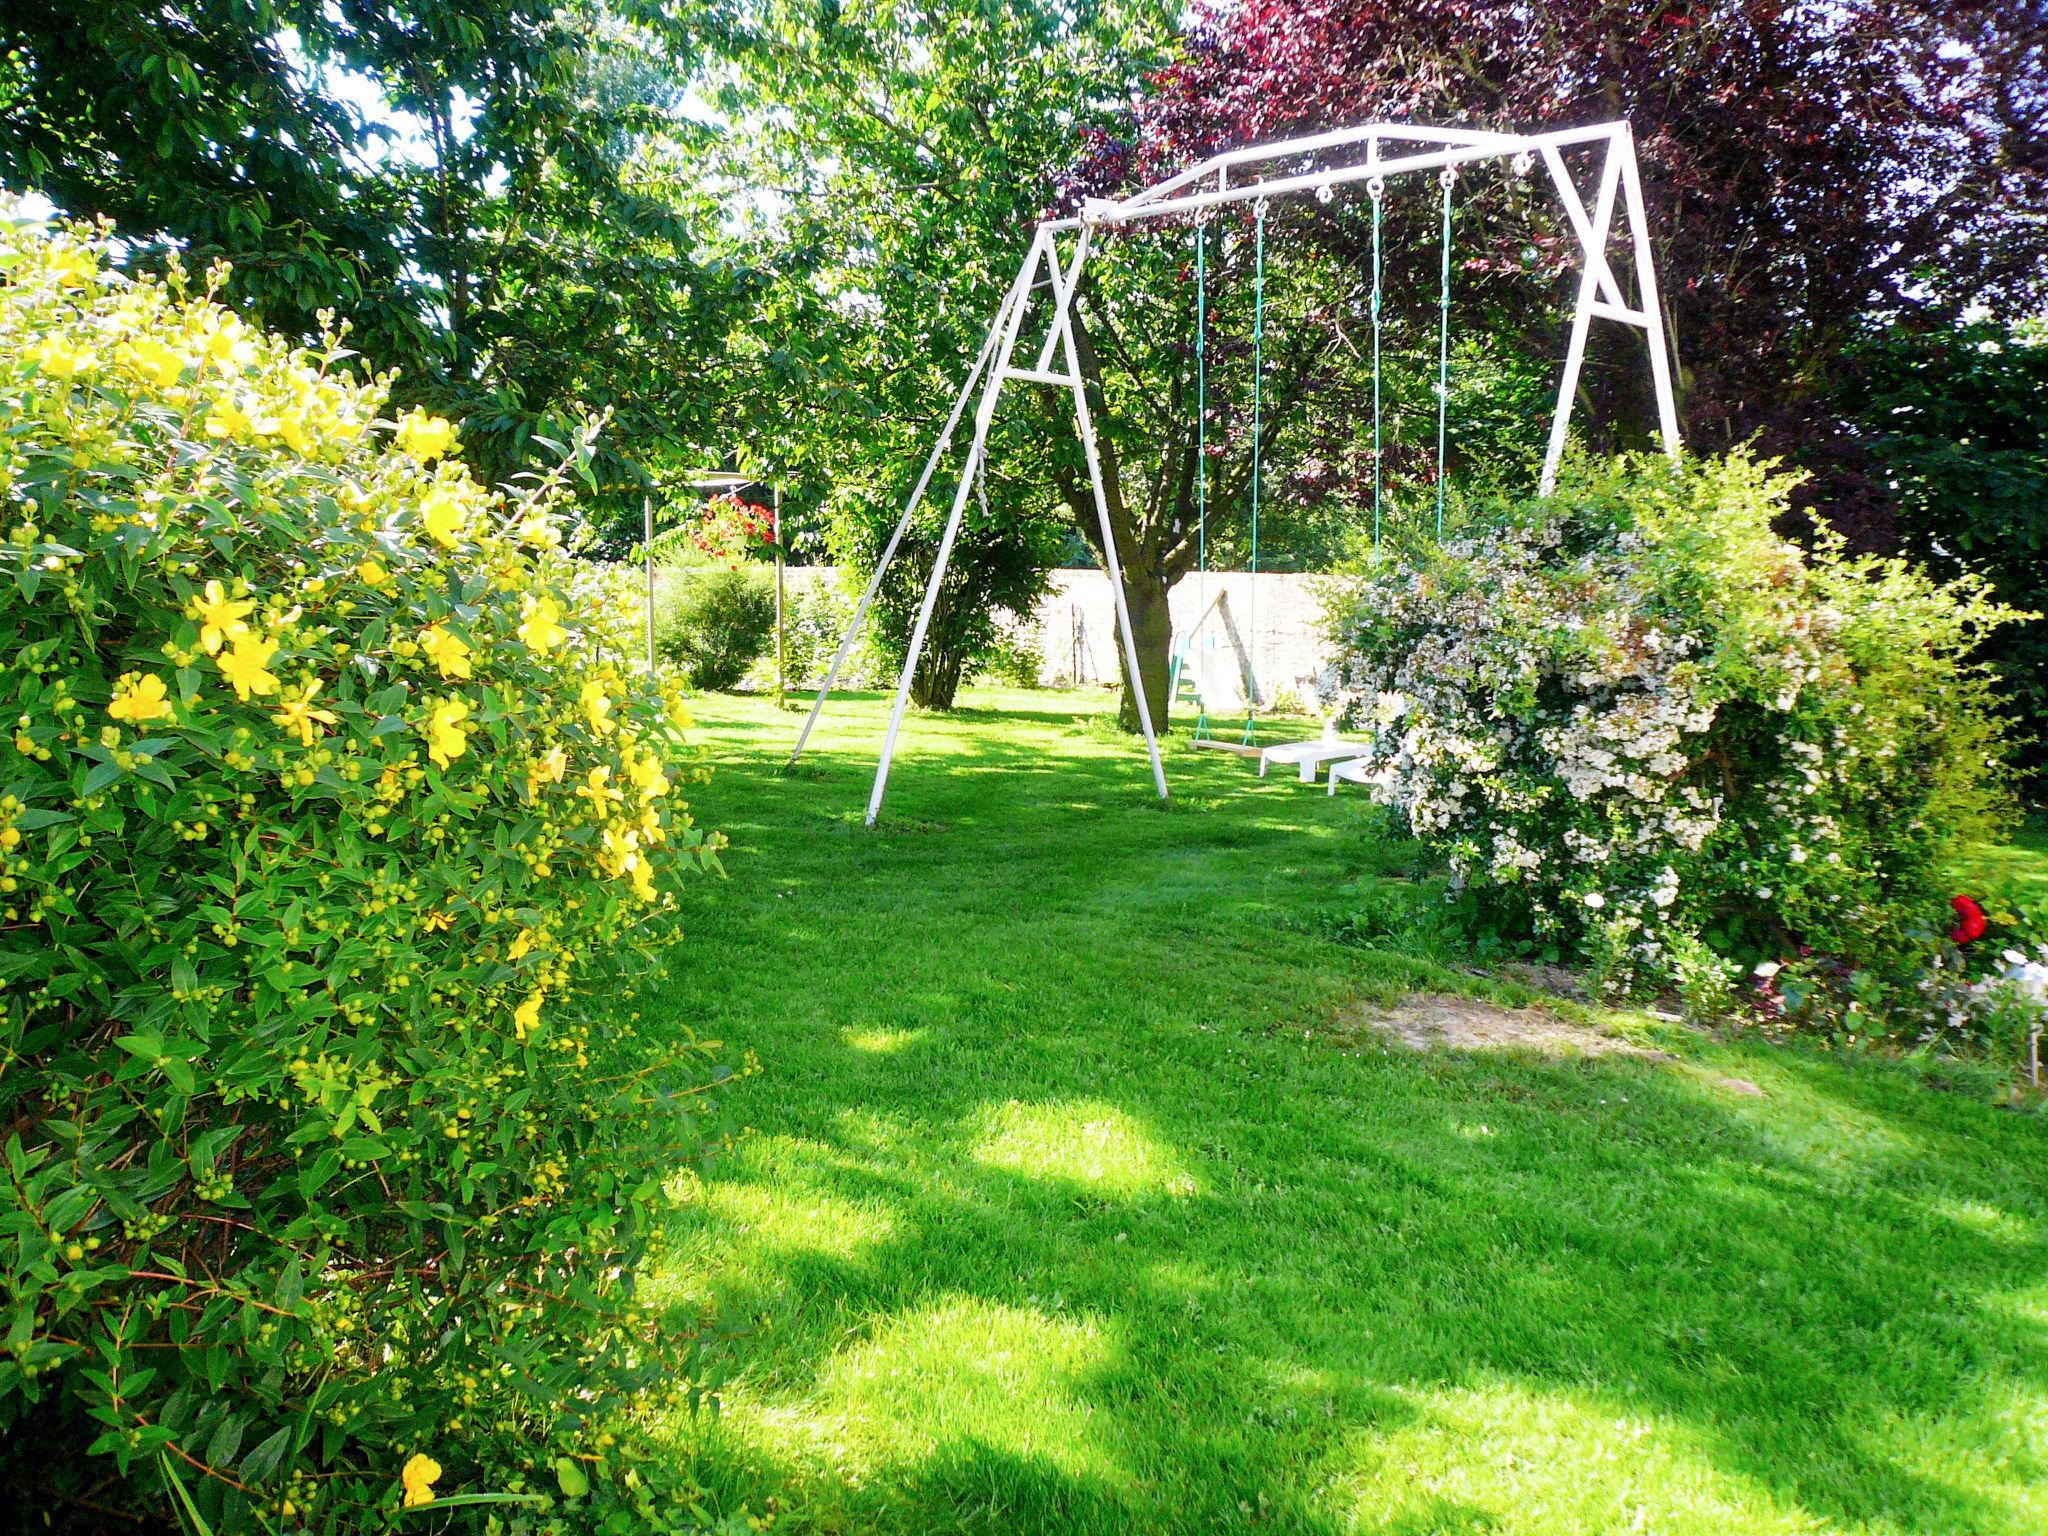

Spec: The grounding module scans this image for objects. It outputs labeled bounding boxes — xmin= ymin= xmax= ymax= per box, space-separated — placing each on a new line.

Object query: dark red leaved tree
xmin=1074 ymin=0 xmax=2047 ymax=547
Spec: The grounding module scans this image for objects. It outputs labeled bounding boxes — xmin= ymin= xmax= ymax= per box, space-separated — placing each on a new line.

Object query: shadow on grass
xmin=649 ymin=690 xmax=2048 ymax=1535
xmin=653 ymin=1037 xmax=2048 ymax=1534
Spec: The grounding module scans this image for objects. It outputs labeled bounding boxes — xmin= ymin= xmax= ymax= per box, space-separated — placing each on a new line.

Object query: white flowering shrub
xmin=1324 ymin=452 xmax=2026 ymax=1023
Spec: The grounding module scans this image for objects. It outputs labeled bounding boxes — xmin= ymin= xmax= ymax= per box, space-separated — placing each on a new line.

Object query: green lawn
xmin=645 ymin=686 xmax=2048 ymax=1536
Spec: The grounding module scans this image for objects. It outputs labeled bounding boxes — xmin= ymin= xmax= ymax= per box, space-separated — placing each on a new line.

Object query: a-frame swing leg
xmin=1538 ymin=125 xmax=1683 ymax=496
xmin=1539 ymin=133 xmax=1623 ymax=498
xmin=863 ymin=221 xmax=1169 ymax=826
xmin=1616 ymin=131 xmax=1683 ymax=460
xmin=864 ymin=234 xmax=1046 ymax=825
xmin=788 ymin=304 xmax=1011 ymax=767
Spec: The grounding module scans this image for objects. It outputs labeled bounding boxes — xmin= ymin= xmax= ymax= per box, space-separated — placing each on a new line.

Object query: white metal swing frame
xmin=789 ymin=119 xmax=1683 ymax=825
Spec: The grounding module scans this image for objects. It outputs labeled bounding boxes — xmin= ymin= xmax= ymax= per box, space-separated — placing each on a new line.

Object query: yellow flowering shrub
xmin=0 ymin=222 xmax=732 ymax=1531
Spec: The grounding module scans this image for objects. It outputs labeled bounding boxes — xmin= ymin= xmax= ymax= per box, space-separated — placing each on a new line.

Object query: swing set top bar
xmin=1041 ymin=120 xmax=1631 ymax=230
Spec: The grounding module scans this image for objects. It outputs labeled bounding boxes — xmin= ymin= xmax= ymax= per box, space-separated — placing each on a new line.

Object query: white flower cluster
xmin=1319 ymin=454 xmax=2026 ymax=1008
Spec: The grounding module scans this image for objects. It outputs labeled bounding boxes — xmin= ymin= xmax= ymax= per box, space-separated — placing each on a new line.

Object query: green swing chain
xmin=1369 ymin=177 xmax=1384 ymax=553
xmin=1192 ymin=215 xmax=1209 ymax=743
xmin=1434 ymin=166 xmax=1456 ymax=541
xmin=1245 ymin=197 xmax=1267 ymax=746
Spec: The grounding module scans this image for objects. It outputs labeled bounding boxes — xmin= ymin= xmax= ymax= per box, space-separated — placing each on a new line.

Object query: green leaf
xmin=553 ymin=1457 xmax=590 ymax=1498
xmin=239 ymin=1424 xmax=291 ymax=1483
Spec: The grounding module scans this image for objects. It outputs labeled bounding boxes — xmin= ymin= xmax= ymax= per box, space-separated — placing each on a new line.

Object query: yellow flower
xmin=419 ymin=624 xmax=473 ymax=680
xmin=204 ymin=396 xmax=255 ymax=442
xmin=46 ymin=244 xmax=98 ymax=289
xmin=189 ymin=579 xmax=255 ymax=655
xmin=638 ymin=805 xmax=666 ymax=845
xmin=666 ymin=696 xmax=694 ymax=732
xmin=395 ymin=408 xmax=458 ymax=463
xmin=108 ymin=672 xmax=173 ymax=726
xmin=625 ymin=746 xmax=669 ymax=800
xmin=576 ymin=766 xmax=623 ymax=808
xmin=517 ymin=593 xmax=568 ymax=653
xmin=580 ymin=681 xmax=613 ymax=737
xmin=275 ymin=412 xmax=313 ymax=455
xmin=399 ymin=1453 xmax=441 ymax=1509
xmin=423 ymin=696 xmax=471 ymax=770
xmin=601 ymin=824 xmax=657 ymax=902
xmin=508 ymin=928 xmax=536 ymax=961
xmin=204 ymin=319 xmax=257 ymax=375
xmin=525 ymin=744 xmax=569 ymax=800
xmin=419 ymin=486 xmax=465 ymax=549
xmin=272 ymin=677 xmax=338 ymax=746
xmin=358 ymin=557 xmax=390 ymax=586
xmin=123 ymin=338 xmax=185 ymax=387
xmin=30 ymin=338 xmax=97 ymax=379
xmin=513 ymin=991 xmax=543 ymax=1041
xmin=217 ymin=633 xmax=281 ymax=702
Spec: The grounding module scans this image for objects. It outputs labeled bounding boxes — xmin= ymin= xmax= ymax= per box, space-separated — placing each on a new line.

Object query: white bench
xmin=1258 ymin=738 xmax=1374 ymax=783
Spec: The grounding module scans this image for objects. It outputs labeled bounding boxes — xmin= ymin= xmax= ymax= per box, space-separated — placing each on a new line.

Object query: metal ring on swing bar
xmin=1366 ymin=176 xmax=1386 ymax=200
xmin=1438 ymin=166 xmax=1458 ymax=189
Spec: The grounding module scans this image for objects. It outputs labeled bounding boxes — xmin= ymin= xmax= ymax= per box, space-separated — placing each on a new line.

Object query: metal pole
xmin=788 ymin=310 xmax=1010 ymax=766
xmin=1539 ymin=132 xmax=1623 ymax=497
xmin=1616 ymin=129 xmax=1684 ymax=461
xmin=643 ymin=495 xmax=655 ymax=673
xmin=865 ymin=237 xmax=1045 ymax=824
xmin=1047 ymin=223 xmax=1168 ymax=800
xmin=773 ymin=483 xmax=785 ymax=708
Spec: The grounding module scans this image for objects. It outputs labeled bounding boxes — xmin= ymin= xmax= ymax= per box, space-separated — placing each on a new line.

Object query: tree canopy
xmin=1 ymin=1 xmax=748 ymax=534
xmin=1086 ymin=0 xmax=2048 ymax=546
xmin=5 ymin=0 xmax=2042 ymax=731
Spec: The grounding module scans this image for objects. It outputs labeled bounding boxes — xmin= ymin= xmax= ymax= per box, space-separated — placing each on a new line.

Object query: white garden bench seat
xmin=1258 ymin=738 xmax=1374 ymax=783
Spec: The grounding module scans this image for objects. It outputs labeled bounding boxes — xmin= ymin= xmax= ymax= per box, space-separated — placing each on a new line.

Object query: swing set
xmin=790 ymin=120 xmax=1683 ymax=825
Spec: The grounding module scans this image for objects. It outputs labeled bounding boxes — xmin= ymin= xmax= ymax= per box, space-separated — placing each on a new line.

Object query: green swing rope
xmin=1434 ymin=167 xmax=1456 ymax=541
xmin=1244 ymin=198 xmax=1267 ymax=747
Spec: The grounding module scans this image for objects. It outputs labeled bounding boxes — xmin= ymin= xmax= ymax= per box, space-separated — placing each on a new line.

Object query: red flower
xmin=1949 ymin=894 xmax=1987 ymax=945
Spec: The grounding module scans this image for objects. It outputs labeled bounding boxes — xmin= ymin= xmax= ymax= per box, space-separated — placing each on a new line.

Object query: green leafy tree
xmin=692 ymin=0 xmax=1183 ymax=710
xmin=842 ymin=470 xmax=1066 ymax=709
xmin=1833 ymin=318 xmax=2048 ymax=780
xmin=694 ymin=1 xmax=1551 ymax=731
xmin=0 ymin=1 xmax=746 ymax=538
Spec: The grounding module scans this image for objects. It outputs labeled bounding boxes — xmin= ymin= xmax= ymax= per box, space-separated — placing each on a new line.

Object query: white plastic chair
xmin=1326 ymin=756 xmax=1384 ymax=795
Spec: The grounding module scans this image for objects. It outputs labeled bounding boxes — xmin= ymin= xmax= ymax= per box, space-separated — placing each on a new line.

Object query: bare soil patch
xmin=1352 ymin=994 xmax=1673 ymax=1059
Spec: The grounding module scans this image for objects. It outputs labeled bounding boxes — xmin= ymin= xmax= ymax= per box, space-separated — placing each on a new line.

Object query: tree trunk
xmin=911 ymin=641 xmax=967 ymax=710
xmin=1056 ymin=300 xmax=1191 ymax=738
xmin=1117 ymin=569 xmax=1174 ymax=734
